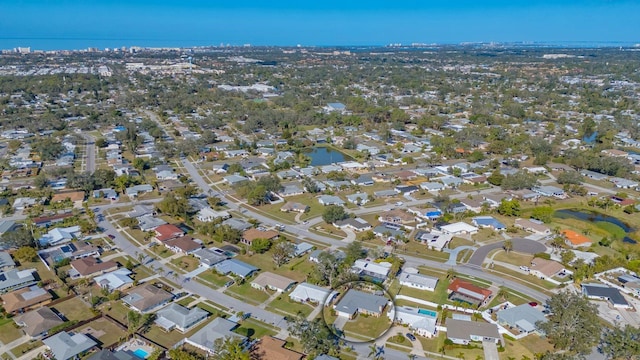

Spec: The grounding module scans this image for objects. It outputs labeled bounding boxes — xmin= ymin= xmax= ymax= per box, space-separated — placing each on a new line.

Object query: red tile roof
xmin=154 ymin=224 xmax=185 ymax=242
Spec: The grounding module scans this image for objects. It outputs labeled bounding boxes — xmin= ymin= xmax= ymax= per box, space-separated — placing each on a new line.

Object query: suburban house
xmin=514 ymin=218 xmax=551 ymax=235
xmin=163 ymin=236 xmax=203 ymax=255
xmin=185 ymin=317 xmax=245 ymax=354
xmin=582 ymin=283 xmax=632 ymax=309
xmin=192 ymin=248 xmax=228 ymax=268
xmin=251 ymin=272 xmax=296 ymax=293
xmin=472 ymin=216 xmax=506 ymax=231
xmin=213 ymin=259 xmax=258 ymax=279
xmin=447 ymin=279 xmax=492 ymax=306
xmin=420 ymin=182 xmax=445 ymax=192
xmin=352 ymin=259 xmax=392 ymax=282
xmin=196 ymin=207 xmax=231 ymax=222
xmin=0 ymin=269 xmax=37 ymax=294
xmin=346 ymin=192 xmax=369 ymax=205
xmin=390 ymin=305 xmax=438 ymax=338
xmin=154 ymin=224 xmax=185 ymax=242
xmin=308 ymin=249 xmax=345 ymax=264
xmin=241 ymin=229 xmax=279 ymax=246
xmin=125 ymin=184 xmax=154 ymax=198
xmin=334 ymin=217 xmax=372 ymax=232
xmin=42 ymin=331 xmax=98 ymax=360
xmin=317 ymin=195 xmax=345 ymax=206
xmin=289 ymin=282 xmax=338 ymax=305
xmin=121 ymin=284 xmax=173 ymax=313
xmin=251 ymin=336 xmax=305 ymax=360
xmin=293 ymin=242 xmax=314 ymax=257
xmin=39 ymin=225 xmax=82 ymax=246
xmin=379 ymin=209 xmax=414 ymax=226
xmin=155 ymin=303 xmax=209 ymax=333
xmin=334 ymin=289 xmax=388 ymax=319
xmin=439 ymin=222 xmax=479 ymax=235
xmin=0 ymin=252 xmax=15 ymax=271
xmin=398 ymin=271 xmax=439 ymax=292
xmin=93 ymin=268 xmax=134 ymax=291
xmin=497 ymin=304 xmax=547 ymax=335
xmin=414 ymin=230 xmax=452 ymax=251
xmin=32 ymin=213 xmax=74 ymax=228
xmin=13 ymin=307 xmax=64 ymax=338
xmin=529 ymin=258 xmax=565 ymax=280
xmin=1 ymin=285 xmax=53 ymax=314
xmin=50 ymin=190 xmax=85 ymax=209
xmin=69 ymin=257 xmax=118 ymax=278
xmin=460 ymin=198 xmax=486 ymax=213
xmin=532 ymin=185 xmax=566 ymax=199
xmin=280 ymin=202 xmax=309 ymax=213
xmin=408 ymin=207 xmax=443 ymax=221
xmin=446 ymin=319 xmax=501 ymax=345
xmin=561 ymin=229 xmax=593 ymax=248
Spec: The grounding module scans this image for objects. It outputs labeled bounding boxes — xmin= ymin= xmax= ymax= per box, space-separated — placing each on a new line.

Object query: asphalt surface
xmin=467 ymin=238 xmax=547 ymax=267
xmin=80 ymin=133 xmax=96 ymax=173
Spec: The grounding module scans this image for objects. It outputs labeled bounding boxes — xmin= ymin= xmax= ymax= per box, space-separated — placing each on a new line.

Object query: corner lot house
xmin=334 ymin=289 xmax=388 ymax=319
xmin=155 ymin=303 xmax=209 ymax=333
xmin=514 ymin=218 xmax=551 ymax=235
xmin=497 ymin=304 xmax=546 ymax=335
xmin=14 ymin=307 xmax=64 ymax=338
xmin=529 ymin=258 xmax=565 ymax=280
xmin=289 ymin=282 xmax=338 ymax=305
xmin=582 ymin=283 xmax=632 ymax=309
xmin=251 ymin=272 xmax=296 ymax=293
xmin=472 ymin=216 xmax=506 ymax=231
xmin=414 ymin=230 xmax=452 ymax=251
xmin=122 ymin=284 xmax=173 ymax=313
xmin=398 ymin=271 xmax=439 ymax=292
xmin=446 ymin=319 xmax=501 ymax=345
xmin=185 ymin=317 xmax=245 ymax=354
xmin=43 ymin=331 xmax=97 ymax=360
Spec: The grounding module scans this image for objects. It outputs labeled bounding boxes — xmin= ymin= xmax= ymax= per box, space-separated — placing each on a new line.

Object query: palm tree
xmin=503 ymin=239 xmax=513 ymax=253
xmin=497 ymin=288 xmax=508 ymax=301
xmin=446 ymin=267 xmax=457 ymax=281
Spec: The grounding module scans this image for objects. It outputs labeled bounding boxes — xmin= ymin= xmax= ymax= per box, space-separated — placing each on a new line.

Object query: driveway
xmin=467 ymin=238 xmax=547 ymax=267
xmin=483 ymin=341 xmax=500 ymax=360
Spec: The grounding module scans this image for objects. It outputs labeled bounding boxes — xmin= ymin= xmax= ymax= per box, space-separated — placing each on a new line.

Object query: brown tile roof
xmin=251 ymin=336 xmax=304 ymax=360
xmin=70 ymin=257 xmax=118 ymax=276
xmin=242 ymin=229 xmax=279 ymax=243
xmin=251 ymin=272 xmax=296 ymax=292
xmin=530 ymin=258 xmax=564 ymax=277
xmin=123 ymin=284 xmax=173 ymax=312
xmin=32 ymin=213 xmax=74 ymax=225
xmin=14 ymin=307 xmax=63 ymax=337
xmin=51 ymin=191 xmax=85 ymax=203
xmin=448 ymin=278 xmax=492 ymax=300
xmin=154 ymin=224 xmax=185 ymax=242
xmin=164 ymin=236 xmax=202 ymax=253
xmin=1 ymin=286 xmax=52 ymax=313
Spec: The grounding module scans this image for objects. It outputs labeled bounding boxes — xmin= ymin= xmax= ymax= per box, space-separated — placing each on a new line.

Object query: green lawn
xmin=51 ymin=296 xmax=94 ymax=321
xmin=384 ymin=241 xmax=450 ymax=262
xmin=448 ymin=237 xmax=475 ymax=248
xmin=10 ymin=340 xmax=43 ymax=357
xmin=235 ymin=252 xmax=316 ymax=282
xmin=170 ymin=256 xmax=200 ymax=272
xmin=234 ymin=318 xmax=278 ymax=340
xmin=398 ymin=277 xmax=450 ymax=305
xmin=342 ymin=313 xmax=393 ymax=341
xmin=148 ymin=245 xmax=173 ymax=258
xmin=177 ymin=296 xmax=197 ymax=307
xmin=144 ymin=316 xmax=217 ymax=349
xmin=102 ymin=301 xmax=131 ymax=324
xmin=76 ymin=317 xmax=126 ymax=347
xmin=225 ymin=282 xmax=271 ymax=305
xmin=487 ymin=264 xmax=557 ymax=292
xmin=492 ymin=250 xmax=533 ymax=267
xmin=0 ymin=320 xmax=22 ymax=343
xmin=266 ymin=295 xmax=315 ymax=317
xmin=197 ymin=270 xmax=232 ymax=288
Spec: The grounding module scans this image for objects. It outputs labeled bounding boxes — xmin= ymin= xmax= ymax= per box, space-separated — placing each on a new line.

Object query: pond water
xmin=306 ymin=147 xmax=348 ymax=166
xmin=554 ymin=209 xmax=637 ymax=244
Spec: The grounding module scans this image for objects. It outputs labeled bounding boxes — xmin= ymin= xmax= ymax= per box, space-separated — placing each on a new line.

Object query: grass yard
xmin=472 ymin=228 xmax=501 ymax=243
xmin=145 ymin=315 xmax=217 ymax=349
xmin=0 ymin=320 xmax=22 ymax=343
xmin=342 ymin=313 xmax=393 ymax=341
xmin=102 ymin=301 xmax=131 ymax=324
xmin=177 ymin=296 xmax=197 ymax=307
xmin=197 ymin=301 xmax=228 ymax=314
xmin=391 ymin=241 xmax=450 ymax=262
xmin=235 ymin=252 xmax=316 ymax=282
xmin=311 ymin=223 xmax=347 ymax=238
xmin=448 ymin=237 xmax=475 ymax=248
xmin=170 ymin=256 xmax=200 ymax=272
xmin=197 ymin=270 xmax=231 ymax=288
xmin=234 ymin=318 xmax=278 ymax=340
xmin=398 ymin=278 xmax=450 ymax=305
xmin=225 ymin=282 xmax=271 ymax=305
xmin=10 ymin=340 xmax=43 ymax=357
xmin=492 ymin=250 xmax=533 ymax=267
xmin=77 ymin=317 xmax=126 ymax=347
xmin=487 ymin=264 xmax=557 ymax=292
xmin=148 ymin=244 xmax=173 ymax=258
xmin=51 ymin=296 xmax=93 ymax=321
xmin=131 ymin=264 xmax=154 ymax=281
xmin=266 ymin=295 xmax=315 ymax=317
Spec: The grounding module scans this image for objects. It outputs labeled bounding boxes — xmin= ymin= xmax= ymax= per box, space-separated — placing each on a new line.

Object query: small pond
xmin=306 ymin=147 xmax=349 ymax=166
xmin=554 ymin=209 xmax=637 ymax=244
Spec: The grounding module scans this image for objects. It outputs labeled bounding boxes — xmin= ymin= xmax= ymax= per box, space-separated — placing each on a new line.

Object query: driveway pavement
xmin=467 ymin=238 xmax=547 ymax=266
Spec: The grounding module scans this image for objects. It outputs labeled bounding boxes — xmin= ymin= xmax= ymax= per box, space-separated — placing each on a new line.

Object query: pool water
xmin=418 ymin=309 xmax=437 ymax=317
xmin=133 ymin=349 xmax=149 ymax=359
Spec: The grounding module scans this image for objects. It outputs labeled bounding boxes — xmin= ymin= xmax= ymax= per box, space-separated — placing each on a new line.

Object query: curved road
xmin=467 ymin=238 xmax=548 ymax=267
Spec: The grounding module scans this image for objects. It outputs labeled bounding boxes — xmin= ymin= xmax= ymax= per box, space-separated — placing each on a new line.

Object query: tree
xmin=250 ymin=238 xmax=272 ymax=254
xmin=211 ymin=336 xmax=250 ymax=360
xmin=126 ymin=310 xmax=141 ymax=337
xmin=119 ymin=217 xmax=139 ymax=229
xmin=600 ymin=325 xmax=640 ymax=360
xmin=497 ymin=199 xmax=521 ymax=217
xmin=502 ymin=239 xmax=513 ymax=253
xmin=156 ymin=192 xmax=189 ymax=217
xmin=272 ymin=242 xmax=295 ymax=267
xmin=13 ymin=246 xmax=38 ymax=262
xmin=501 ymin=171 xmax=538 ymax=191
xmin=560 ymin=250 xmax=576 ymax=264
xmin=167 ymin=348 xmax=204 ymax=360
xmin=1 ymin=228 xmax=34 ymax=248
xmin=556 ymin=171 xmax=583 ymax=185
xmin=34 ymin=138 xmax=65 ymax=161
xmin=322 ymin=205 xmax=349 ymax=224
xmin=344 ymin=241 xmax=365 ymax=264
xmin=531 ymin=206 xmax=554 ymax=223
xmin=287 ymin=315 xmax=341 ymax=358
xmin=487 ymin=170 xmax=504 ymax=186
xmin=537 ymin=291 xmax=601 ymax=355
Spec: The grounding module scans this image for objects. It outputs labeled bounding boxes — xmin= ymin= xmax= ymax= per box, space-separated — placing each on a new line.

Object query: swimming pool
xmin=418 ymin=309 xmax=437 ymax=317
xmin=133 ymin=349 xmax=149 ymax=359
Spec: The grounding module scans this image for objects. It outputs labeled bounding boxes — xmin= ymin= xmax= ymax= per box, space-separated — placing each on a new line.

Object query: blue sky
xmin=1 ymin=1 xmax=639 ymax=49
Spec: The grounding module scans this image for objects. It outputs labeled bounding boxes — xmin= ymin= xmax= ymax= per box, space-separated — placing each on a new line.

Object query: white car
xmin=395 ymin=201 xmax=403 ymax=206
xmin=519 ymin=266 xmax=530 ymax=272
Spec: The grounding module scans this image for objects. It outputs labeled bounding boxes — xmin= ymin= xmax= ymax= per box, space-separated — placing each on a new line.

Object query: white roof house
xmin=289 ymin=282 xmax=338 ymax=305
xmin=398 ymin=271 xmax=439 ymax=292
xmin=196 ymin=207 xmax=231 ymax=222
xmin=93 ymin=268 xmax=133 ymax=291
xmin=155 ymin=303 xmax=209 ymax=333
xmin=439 ymin=222 xmax=478 ymax=235
xmin=39 ymin=226 xmax=81 ymax=246
xmin=390 ymin=305 xmax=438 ymax=338
xmin=352 ymin=259 xmax=391 ymax=279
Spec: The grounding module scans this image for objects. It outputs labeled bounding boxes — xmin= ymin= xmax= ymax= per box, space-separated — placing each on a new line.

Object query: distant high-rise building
xmin=15 ymin=47 xmax=31 ymax=54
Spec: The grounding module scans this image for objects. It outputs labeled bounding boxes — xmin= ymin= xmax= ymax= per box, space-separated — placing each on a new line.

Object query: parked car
xmin=107 ymin=234 xmax=116 ymax=239
xmin=529 ymin=302 xmax=538 ymax=307
xmin=406 ymin=333 xmax=416 ymax=341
